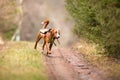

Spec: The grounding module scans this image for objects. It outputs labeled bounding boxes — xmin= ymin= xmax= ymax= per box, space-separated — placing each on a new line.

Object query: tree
xmin=66 ymin=0 xmax=120 ymax=57
xmin=0 ymin=0 xmax=19 ymax=40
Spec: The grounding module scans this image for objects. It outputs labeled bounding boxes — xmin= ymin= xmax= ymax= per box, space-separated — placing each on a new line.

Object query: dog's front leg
xmin=46 ymin=42 xmax=51 ymax=55
xmin=49 ymin=43 xmax=53 ymax=51
xmin=50 ymin=39 xmax=55 ymax=51
xmin=42 ymin=41 xmax=46 ymax=51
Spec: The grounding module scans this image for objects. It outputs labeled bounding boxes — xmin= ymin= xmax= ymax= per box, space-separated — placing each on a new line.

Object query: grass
xmin=73 ymin=38 xmax=120 ymax=80
xmin=0 ymin=41 xmax=48 ymax=80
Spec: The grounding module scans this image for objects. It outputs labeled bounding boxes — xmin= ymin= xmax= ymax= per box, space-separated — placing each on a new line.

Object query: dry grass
xmin=0 ymin=41 xmax=48 ymax=80
xmin=73 ymin=38 xmax=120 ymax=80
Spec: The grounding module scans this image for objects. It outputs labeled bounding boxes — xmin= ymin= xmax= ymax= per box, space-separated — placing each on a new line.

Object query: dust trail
xmin=21 ymin=0 xmax=76 ymax=46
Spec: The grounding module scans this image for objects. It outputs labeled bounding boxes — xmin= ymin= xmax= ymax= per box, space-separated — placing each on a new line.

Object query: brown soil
xmin=44 ymin=47 xmax=109 ymax=80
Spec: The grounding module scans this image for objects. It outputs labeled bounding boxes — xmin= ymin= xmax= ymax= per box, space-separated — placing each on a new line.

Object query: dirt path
xmin=21 ymin=0 xmax=109 ymax=79
xmin=44 ymin=47 xmax=108 ymax=80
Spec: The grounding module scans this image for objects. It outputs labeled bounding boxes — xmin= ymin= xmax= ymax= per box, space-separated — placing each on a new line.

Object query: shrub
xmin=66 ymin=0 xmax=120 ymax=58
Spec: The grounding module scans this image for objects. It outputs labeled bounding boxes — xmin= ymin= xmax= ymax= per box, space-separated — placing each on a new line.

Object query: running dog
xmin=34 ymin=28 xmax=60 ymax=55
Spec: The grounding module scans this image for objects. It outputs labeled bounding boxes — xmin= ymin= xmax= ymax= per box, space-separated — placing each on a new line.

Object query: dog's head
xmin=51 ymin=28 xmax=60 ymax=39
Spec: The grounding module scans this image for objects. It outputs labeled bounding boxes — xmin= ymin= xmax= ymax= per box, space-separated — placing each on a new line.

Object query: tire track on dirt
xmin=44 ymin=48 xmax=78 ymax=80
xmin=44 ymin=47 xmax=109 ymax=80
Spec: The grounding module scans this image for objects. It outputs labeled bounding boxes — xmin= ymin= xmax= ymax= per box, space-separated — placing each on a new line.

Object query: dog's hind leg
xmin=34 ymin=34 xmax=41 ymax=49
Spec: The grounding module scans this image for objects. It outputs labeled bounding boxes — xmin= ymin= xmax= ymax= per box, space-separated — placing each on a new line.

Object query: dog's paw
xmin=46 ymin=52 xmax=51 ymax=55
xmin=49 ymin=52 xmax=52 ymax=54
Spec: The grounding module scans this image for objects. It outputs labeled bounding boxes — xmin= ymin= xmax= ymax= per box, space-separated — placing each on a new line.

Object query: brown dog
xmin=34 ymin=28 xmax=60 ymax=55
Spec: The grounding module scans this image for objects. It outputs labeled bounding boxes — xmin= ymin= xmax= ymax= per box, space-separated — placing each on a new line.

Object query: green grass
xmin=0 ymin=41 xmax=48 ymax=80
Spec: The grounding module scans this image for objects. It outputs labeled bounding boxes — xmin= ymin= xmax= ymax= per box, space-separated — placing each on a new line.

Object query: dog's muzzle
xmin=56 ymin=36 xmax=60 ymax=39
xmin=56 ymin=33 xmax=60 ymax=39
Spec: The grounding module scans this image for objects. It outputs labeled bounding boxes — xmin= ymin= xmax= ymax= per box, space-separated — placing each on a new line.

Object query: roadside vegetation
xmin=66 ymin=0 xmax=120 ymax=79
xmin=0 ymin=42 xmax=48 ymax=80
xmin=0 ymin=0 xmax=21 ymax=40
xmin=65 ymin=0 xmax=120 ymax=58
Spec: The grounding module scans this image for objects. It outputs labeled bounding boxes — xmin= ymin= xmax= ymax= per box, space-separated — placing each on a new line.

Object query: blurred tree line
xmin=65 ymin=0 xmax=120 ymax=57
xmin=0 ymin=0 xmax=20 ymax=40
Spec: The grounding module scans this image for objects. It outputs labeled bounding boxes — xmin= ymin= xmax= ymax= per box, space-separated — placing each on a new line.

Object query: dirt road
xmin=44 ymin=47 xmax=108 ymax=80
xmin=21 ymin=0 xmax=109 ymax=80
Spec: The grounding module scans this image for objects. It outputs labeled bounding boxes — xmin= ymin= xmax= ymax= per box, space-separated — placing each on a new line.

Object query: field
xmin=0 ymin=42 xmax=48 ymax=80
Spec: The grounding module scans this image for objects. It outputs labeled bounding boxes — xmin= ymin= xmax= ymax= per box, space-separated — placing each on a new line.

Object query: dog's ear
xmin=49 ymin=29 xmax=54 ymax=34
xmin=50 ymin=28 xmax=54 ymax=32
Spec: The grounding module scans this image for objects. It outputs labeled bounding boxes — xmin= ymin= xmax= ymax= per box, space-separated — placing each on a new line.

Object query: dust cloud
xmin=21 ymin=0 xmax=76 ymax=46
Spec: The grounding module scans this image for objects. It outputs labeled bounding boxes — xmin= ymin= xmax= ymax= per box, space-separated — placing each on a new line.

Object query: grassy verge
xmin=0 ymin=41 xmax=48 ymax=80
xmin=73 ymin=39 xmax=120 ymax=80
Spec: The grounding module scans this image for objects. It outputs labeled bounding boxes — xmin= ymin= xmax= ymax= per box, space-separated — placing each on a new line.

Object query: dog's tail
xmin=41 ymin=19 xmax=50 ymax=28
